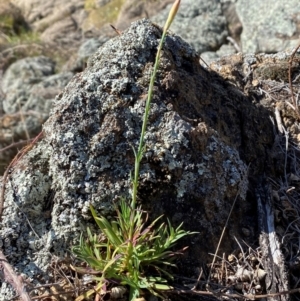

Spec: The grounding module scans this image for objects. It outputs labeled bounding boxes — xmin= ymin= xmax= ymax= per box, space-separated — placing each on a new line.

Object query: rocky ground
xmin=0 ymin=0 xmax=300 ymax=301
xmin=0 ymin=0 xmax=300 ymax=172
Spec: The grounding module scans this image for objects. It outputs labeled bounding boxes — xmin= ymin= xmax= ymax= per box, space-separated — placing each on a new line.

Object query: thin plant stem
xmin=206 ymin=166 xmax=249 ymax=286
xmin=131 ymin=32 xmax=167 ymax=210
xmin=128 ymin=0 xmax=181 ymax=278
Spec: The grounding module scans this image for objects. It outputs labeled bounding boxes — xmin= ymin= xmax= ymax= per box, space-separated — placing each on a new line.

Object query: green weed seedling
xmin=72 ymin=1 xmax=197 ymax=300
xmin=72 ymin=199 xmax=193 ymax=300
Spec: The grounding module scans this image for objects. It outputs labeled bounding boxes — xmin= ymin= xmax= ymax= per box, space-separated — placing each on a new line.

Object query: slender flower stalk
xmin=163 ymin=0 xmax=181 ymax=32
xmin=131 ymin=0 xmax=181 ymax=212
xmin=128 ymin=0 xmax=181 ymax=280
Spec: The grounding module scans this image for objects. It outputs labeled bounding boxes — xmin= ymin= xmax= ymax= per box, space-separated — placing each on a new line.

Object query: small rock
xmin=152 ymin=0 xmax=228 ymax=53
xmin=236 ymin=0 xmax=300 ymax=53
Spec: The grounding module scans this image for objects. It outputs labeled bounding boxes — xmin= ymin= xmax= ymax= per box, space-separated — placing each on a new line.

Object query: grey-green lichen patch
xmin=0 ymin=142 xmax=52 ymax=297
xmin=0 ymin=19 xmax=276 ymax=291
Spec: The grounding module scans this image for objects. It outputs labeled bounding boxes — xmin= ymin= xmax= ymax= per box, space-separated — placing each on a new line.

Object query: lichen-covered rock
xmin=152 ymin=0 xmax=228 ymax=53
xmin=0 ymin=19 xmax=276 ymax=297
xmin=0 ymin=56 xmax=73 ymax=174
xmin=1 ymin=56 xmax=72 ymax=114
xmin=236 ymin=0 xmax=300 ymax=53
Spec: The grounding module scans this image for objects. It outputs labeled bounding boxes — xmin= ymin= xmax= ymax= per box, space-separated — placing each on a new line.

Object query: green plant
xmin=72 ymin=1 xmax=197 ymax=300
xmin=4 ymin=30 xmax=40 ymax=44
xmin=73 ymin=199 xmax=192 ymax=300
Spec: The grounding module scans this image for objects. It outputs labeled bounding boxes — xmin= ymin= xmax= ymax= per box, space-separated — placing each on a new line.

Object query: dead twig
xmin=191 ymin=267 xmax=203 ymax=290
xmin=110 ymin=24 xmax=122 ymax=36
xmin=0 ymin=139 xmax=35 ymax=153
xmin=0 ymin=43 xmax=43 ymax=56
xmin=0 ymin=131 xmax=44 ymax=221
xmin=30 ymin=289 xmax=77 ymax=300
xmin=206 ymin=166 xmax=248 ymax=287
xmin=0 ymin=250 xmax=31 ymax=301
xmin=226 ymin=36 xmax=241 ymax=52
xmin=18 ymin=104 xmax=30 ymax=141
xmin=170 ymin=286 xmax=300 ymax=300
xmin=288 ymin=41 xmax=300 ymax=118
xmin=199 ymin=56 xmax=209 ymax=68
xmin=275 ymin=106 xmax=284 ymax=134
